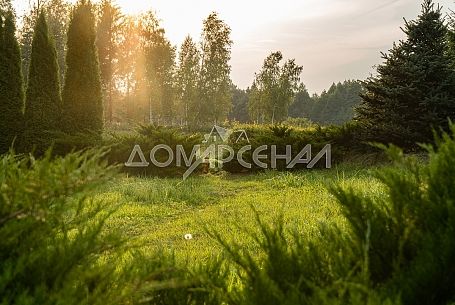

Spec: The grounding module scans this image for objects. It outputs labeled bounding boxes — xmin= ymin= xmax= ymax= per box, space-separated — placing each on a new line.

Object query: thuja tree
xmin=63 ymin=0 xmax=103 ymax=134
xmin=357 ymin=0 xmax=455 ymax=148
xmin=23 ymin=11 xmax=62 ymax=152
xmin=0 ymin=10 xmax=24 ymax=154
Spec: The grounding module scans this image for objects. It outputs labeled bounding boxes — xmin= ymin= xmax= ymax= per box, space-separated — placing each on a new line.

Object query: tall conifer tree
xmin=0 ymin=11 xmax=24 ymax=153
xmin=63 ymin=0 xmax=103 ymax=133
xmin=23 ymin=11 xmax=61 ymax=152
xmin=357 ymin=0 xmax=455 ymax=147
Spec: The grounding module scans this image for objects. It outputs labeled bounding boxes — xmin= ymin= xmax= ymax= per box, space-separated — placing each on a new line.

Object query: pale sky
xmin=13 ymin=0 xmax=454 ymax=93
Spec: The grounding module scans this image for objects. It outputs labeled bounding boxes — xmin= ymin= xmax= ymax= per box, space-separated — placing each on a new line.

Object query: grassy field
xmin=96 ymin=164 xmax=385 ymax=262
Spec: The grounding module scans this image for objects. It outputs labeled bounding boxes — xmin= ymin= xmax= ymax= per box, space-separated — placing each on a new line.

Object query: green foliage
xmin=63 ymin=0 xmax=103 ymax=134
xmin=224 ymin=122 xmax=366 ymax=173
xmin=288 ymin=81 xmax=363 ymax=126
xmin=52 ymin=130 xmax=105 ymax=155
xmin=23 ymin=11 xmax=62 ymax=153
xmin=0 ymin=11 xmax=24 ymax=154
xmin=357 ymin=0 xmax=455 ymax=148
xmin=176 ymin=35 xmax=200 ymax=125
xmin=141 ymin=11 xmax=176 ymax=124
xmin=269 ymin=124 xmax=293 ymax=138
xmin=288 ymin=84 xmax=313 ymax=119
xmin=0 ymin=149 xmax=120 ymax=304
xmin=229 ymin=85 xmax=249 ymax=123
xmin=45 ymin=0 xmax=71 ymax=88
xmin=331 ymin=124 xmax=455 ymax=304
xmin=18 ymin=0 xmax=70 ymax=89
xmin=203 ymin=124 xmax=455 ymax=305
xmin=197 ymin=12 xmax=233 ymax=125
xmin=0 ymin=0 xmax=13 ymax=13
xmin=0 ymin=148 xmax=216 ymax=304
xmin=249 ymin=51 xmax=303 ymax=123
xmin=313 ymin=81 xmax=363 ymax=125
xmin=108 ymin=124 xmax=203 ymax=176
xmin=206 ymin=211 xmax=395 ymax=305
xmin=282 ymin=117 xmax=314 ymax=128
xmin=96 ymin=0 xmax=123 ymax=124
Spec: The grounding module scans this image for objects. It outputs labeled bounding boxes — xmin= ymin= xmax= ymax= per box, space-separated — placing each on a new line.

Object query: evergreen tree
xmin=248 ymin=81 xmax=263 ymax=123
xmin=0 ymin=11 xmax=24 ymax=153
xmin=229 ymin=85 xmax=249 ymax=123
xmin=62 ymin=0 xmax=103 ymax=134
xmin=23 ymin=11 xmax=61 ymax=152
xmin=45 ymin=0 xmax=71 ymax=88
xmin=310 ymin=80 xmax=363 ymax=125
xmin=357 ymin=0 xmax=455 ymax=147
xmin=18 ymin=0 xmax=70 ymax=88
xmin=288 ymin=84 xmax=312 ymax=119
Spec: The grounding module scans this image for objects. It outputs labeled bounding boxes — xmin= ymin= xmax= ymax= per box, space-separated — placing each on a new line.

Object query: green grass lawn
xmin=96 ymin=165 xmax=385 ymax=262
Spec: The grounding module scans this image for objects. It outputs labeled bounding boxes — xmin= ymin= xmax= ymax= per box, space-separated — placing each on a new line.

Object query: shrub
xmin=23 ymin=11 xmax=62 ymax=154
xmin=108 ymin=124 xmax=203 ymax=177
xmin=282 ymin=117 xmax=314 ymax=128
xmin=0 ymin=149 xmax=122 ymax=304
xmin=0 ymin=149 xmax=207 ymax=304
xmin=204 ymin=124 xmax=455 ymax=305
xmin=332 ymin=125 xmax=455 ymax=304
xmin=224 ymin=122 xmax=369 ymax=173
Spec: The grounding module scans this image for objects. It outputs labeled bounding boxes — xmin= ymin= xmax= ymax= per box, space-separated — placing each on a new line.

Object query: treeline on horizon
xmin=1 ymin=0 xmax=455 ymax=155
xmin=229 ymin=80 xmax=363 ymax=125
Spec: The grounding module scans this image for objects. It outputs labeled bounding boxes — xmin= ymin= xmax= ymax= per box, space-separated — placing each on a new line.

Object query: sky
xmin=12 ymin=0 xmax=454 ymax=93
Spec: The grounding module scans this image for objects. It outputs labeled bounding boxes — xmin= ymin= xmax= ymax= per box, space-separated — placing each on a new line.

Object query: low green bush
xmin=0 ymin=149 xmax=210 ymax=305
xmin=14 ymin=122 xmax=375 ymax=178
xmin=202 ymin=124 xmax=455 ymax=305
xmin=224 ymin=122 xmax=370 ymax=173
xmin=0 ymin=149 xmax=122 ymax=304
xmin=108 ymin=124 xmax=203 ymax=177
xmin=282 ymin=117 xmax=314 ymax=128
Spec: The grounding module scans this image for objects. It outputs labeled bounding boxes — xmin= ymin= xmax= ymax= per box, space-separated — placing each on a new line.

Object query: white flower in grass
xmin=184 ymin=233 xmax=193 ymax=240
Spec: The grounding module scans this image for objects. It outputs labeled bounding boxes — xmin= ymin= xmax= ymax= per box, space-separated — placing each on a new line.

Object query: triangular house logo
xmin=203 ymin=125 xmax=232 ymax=143
xmin=202 ymin=125 xmax=250 ymax=144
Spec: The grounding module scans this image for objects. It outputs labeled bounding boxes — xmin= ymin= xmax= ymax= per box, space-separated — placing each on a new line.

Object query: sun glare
xmin=114 ymin=0 xmax=153 ymax=15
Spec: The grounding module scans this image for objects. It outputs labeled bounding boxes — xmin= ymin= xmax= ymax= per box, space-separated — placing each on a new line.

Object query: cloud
xmin=231 ymin=0 xmax=453 ymax=93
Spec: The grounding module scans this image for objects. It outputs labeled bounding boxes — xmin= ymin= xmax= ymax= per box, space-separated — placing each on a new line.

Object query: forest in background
xmin=12 ymin=0 xmax=362 ymax=128
xmin=1 ymin=0 xmax=455 ymax=155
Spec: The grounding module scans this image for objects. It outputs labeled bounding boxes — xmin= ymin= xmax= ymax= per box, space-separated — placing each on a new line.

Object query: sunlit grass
xmin=96 ymin=165 xmax=385 ymax=262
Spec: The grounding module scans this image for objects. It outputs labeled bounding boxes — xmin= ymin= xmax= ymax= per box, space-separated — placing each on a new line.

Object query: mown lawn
xmin=95 ymin=165 xmax=386 ymax=262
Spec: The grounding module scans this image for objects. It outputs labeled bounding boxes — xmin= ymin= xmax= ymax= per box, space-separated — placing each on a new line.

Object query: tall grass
xmin=200 ymin=125 xmax=455 ymax=305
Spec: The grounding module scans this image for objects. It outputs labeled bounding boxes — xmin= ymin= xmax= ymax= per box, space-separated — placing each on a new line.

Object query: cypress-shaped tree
xmin=62 ymin=0 xmax=103 ymax=134
xmin=0 ymin=11 xmax=25 ymax=154
xmin=357 ymin=0 xmax=455 ymax=148
xmin=23 ymin=11 xmax=61 ymax=152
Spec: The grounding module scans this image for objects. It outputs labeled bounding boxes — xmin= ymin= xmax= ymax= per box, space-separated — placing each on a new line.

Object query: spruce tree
xmin=0 ymin=11 xmax=24 ymax=154
xmin=357 ymin=0 xmax=455 ymax=148
xmin=23 ymin=11 xmax=61 ymax=152
xmin=62 ymin=0 xmax=103 ymax=134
